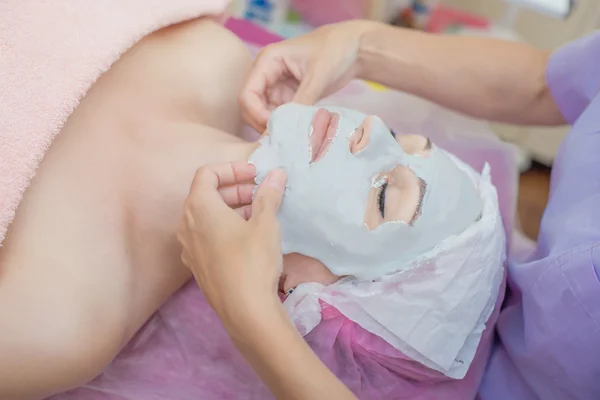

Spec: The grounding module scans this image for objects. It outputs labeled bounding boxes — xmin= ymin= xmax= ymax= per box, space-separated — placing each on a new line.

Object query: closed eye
xmin=377 ymin=182 xmax=388 ymax=218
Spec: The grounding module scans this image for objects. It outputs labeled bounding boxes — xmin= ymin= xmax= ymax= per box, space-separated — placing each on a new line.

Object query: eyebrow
xmin=424 ymin=137 xmax=432 ymax=150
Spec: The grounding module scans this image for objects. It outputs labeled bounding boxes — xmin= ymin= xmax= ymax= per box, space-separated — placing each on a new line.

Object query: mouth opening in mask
xmin=309 ymin=108 xmax=340 ymax=164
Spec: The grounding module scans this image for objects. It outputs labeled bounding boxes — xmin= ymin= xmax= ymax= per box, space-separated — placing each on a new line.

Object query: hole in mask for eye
xmin=364 ymin=167 xmax=427 ymax=230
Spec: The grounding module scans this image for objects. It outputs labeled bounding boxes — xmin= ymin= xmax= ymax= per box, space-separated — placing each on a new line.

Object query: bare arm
xmin=179 ymin=164 xmax=356 ymax=400
xmin=226 ymin=301 xmax=357 ymax=400
xmin=358 ymin=23 xmax=565 ymax=126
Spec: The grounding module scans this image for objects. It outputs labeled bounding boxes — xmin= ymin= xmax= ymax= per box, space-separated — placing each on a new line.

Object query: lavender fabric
xmin=479 ymin=31 xmax=600 ymax=400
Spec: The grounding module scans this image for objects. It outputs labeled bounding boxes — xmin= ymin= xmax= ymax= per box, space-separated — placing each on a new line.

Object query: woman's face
xmin=279 ymin=110 xmax=434 ymax=295
xmin=250 ymin=103 xmax=482 ymax=280
xmin=348 ymin=113 xmax=431 ymax=229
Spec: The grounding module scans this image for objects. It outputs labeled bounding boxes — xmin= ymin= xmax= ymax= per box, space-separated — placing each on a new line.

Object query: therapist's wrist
xmin=221 ymin=293 xmax=288 ymax=341
xmin=356 ymin=20 xmax=430 ymax=87
xmin=354 ymin=20 xmax=386 ymax=82
xmin=225 ymin=297 xmax=358 ymax=400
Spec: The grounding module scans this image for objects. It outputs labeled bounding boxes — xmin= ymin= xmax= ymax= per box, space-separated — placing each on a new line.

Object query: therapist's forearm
xmin=357 ymin=23 xmax=565 ymax=126
xmin=226 ymin=301 xmax=356 ymax=400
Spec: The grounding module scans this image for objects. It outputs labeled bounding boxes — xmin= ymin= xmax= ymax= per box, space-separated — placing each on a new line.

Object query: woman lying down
xmin=254 ymin=104 xmax=505 ymax=393
xmin=0 ymin=9 xmax=504 ymax=400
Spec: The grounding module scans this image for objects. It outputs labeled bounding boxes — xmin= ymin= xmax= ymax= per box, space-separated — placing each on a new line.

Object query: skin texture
xmin=0 ymin=18 xmax=258 ymax=400
xmin=357 ymin=22 xmax=564 ymax=126
xmin=240 ymin=20 xmax=565 ymax=133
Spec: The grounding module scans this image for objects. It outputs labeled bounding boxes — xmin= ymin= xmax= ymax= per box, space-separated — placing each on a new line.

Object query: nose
xmin=349 ymin=116 xmax=372 ymax=154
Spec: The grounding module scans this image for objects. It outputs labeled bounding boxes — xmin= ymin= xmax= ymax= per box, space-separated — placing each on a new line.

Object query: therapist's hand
xmin=240 ymin=20 xmax=374 ymax=132
xmin=177 ymin=162 xmax=287 ymax=327
xmin=178 ymin=163 xmax=357 ymax=400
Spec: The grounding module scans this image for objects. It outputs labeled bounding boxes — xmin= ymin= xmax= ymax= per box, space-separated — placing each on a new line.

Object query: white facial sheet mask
xmin=284 ymin=161 xmax=505 ymax=379
xmin=249 ymin=103 xmax=505 ymax=378
xmin=249 ymin=103 xmax=483 ymax=280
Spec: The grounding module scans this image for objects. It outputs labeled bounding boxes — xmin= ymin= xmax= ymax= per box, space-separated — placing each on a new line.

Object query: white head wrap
xmin=283 ymin=161 xmax=504 ymax=378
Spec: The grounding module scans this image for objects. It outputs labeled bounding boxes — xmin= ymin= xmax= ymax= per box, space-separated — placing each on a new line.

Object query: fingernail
xmin=265 ymin=169 xmax=286 ymax=190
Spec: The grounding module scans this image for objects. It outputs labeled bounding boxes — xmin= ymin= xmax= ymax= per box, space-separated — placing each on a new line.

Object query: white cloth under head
xmin=284 ymin=160 xmax=505 ymax=379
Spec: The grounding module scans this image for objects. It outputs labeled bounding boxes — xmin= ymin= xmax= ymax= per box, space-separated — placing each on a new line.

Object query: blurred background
xmin=229 ymin=0 xmax=600 ymax=240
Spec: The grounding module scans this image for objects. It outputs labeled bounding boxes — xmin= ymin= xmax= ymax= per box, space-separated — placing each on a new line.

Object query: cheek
xmin=283 ymin=258 xmax=339 ymax=288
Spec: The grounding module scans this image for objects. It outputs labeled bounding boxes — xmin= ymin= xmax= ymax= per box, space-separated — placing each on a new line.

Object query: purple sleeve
xmin=546 ymin=31 xmax=600 ymax=124
xmin=482 ymin=34 xmax=600 ymax=400
xmin=539 ymin=32 xmax=600 ymax=254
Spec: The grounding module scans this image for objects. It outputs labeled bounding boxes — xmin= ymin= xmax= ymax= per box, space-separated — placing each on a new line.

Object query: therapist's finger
xmin=218 ymin=183 xmax=255 ymax=208
xmin=268 ymin=78 xmax=299 ymax=107
xmin=184 ymin=189 xmax=233 ymax=231
xmin=293 ymin=66 xmax=326 ymax=106
xmin=251 ymin=169 xmax=286 ymax=223
xmin=240 ymin=90 xmax=270 ymax=133
xmin=187 ymin=168 xmax=246 ymax=227
xmin=234 ymin=204 xmax=253 ymax=220
xmin=240 ymin=61 xmax=270 ymax=131
xmin=240 ymin=51 xmax=286 ymax=131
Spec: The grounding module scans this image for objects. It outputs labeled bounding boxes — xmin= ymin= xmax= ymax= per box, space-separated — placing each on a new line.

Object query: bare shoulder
xmin=0 ymin=18 xmax=250 ymax=397
xmin=133 ymin=17 xmax=253 ymax=135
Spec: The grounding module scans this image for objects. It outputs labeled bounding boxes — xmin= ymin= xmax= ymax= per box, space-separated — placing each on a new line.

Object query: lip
xmin=310 ymin=109 xmax=339 ymax=163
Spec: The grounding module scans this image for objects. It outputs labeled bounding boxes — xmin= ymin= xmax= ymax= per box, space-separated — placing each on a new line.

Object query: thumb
xmin=251 ymin=169 xmax=287 ymax=222
xmin=293 ymin=64 xmax=328 ymax=106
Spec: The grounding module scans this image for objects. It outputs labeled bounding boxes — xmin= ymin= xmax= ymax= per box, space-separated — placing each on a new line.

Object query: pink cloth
xmin=290 ymin=0 xmax=365 ymax=26
xmin=0 ymin=0 xmax=230 ymax=245
xmin=306 ymin=301 xmax=501 ymax=399
xmin=224 ymin=18 xmax=282 ymax=47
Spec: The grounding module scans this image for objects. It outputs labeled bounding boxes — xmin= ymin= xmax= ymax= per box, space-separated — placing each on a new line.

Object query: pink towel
xmin=0 ymin=0 xmax=230 ymax=245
